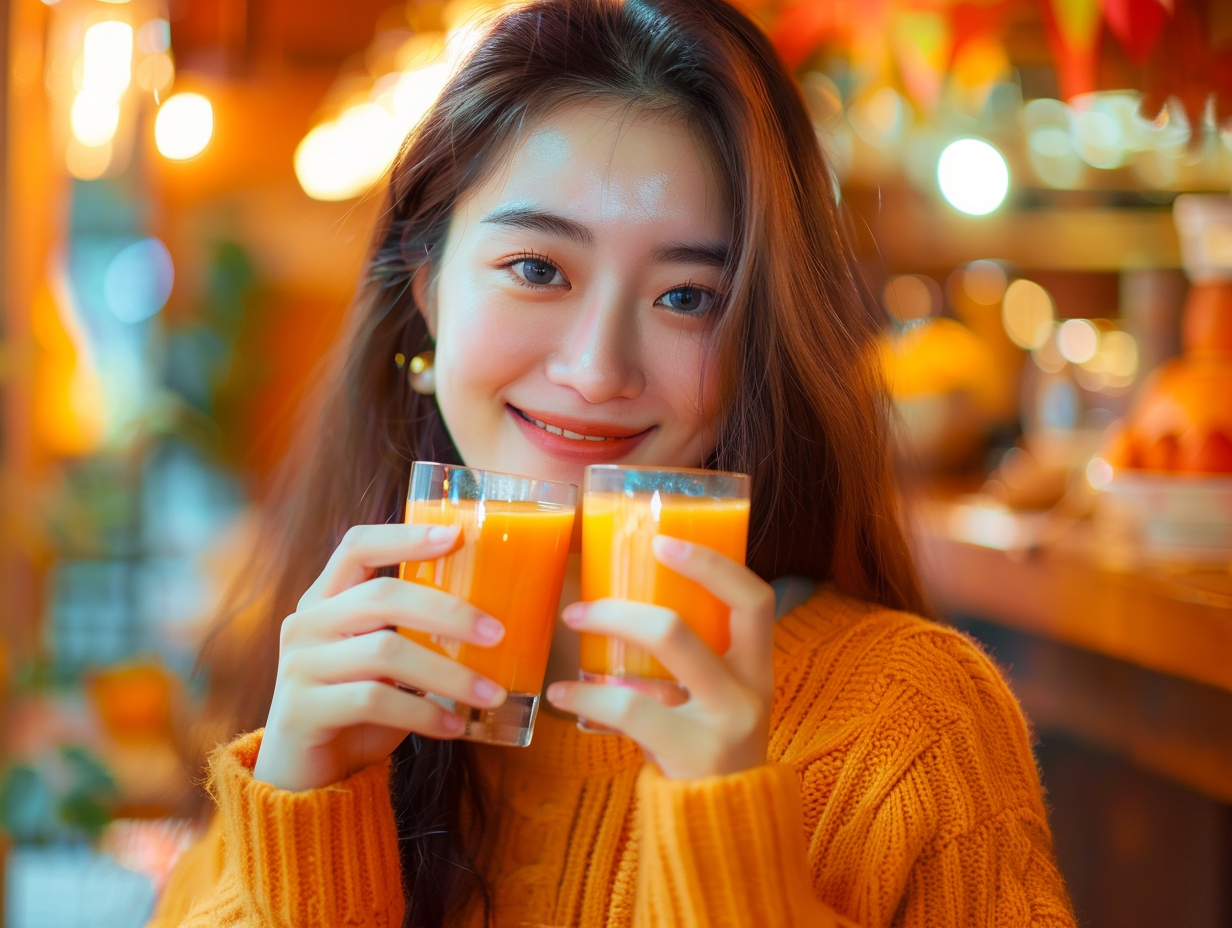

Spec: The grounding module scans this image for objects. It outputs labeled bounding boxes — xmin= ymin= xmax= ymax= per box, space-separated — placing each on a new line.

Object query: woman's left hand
xmin=545 ymin=535 xmax=777 ymax=780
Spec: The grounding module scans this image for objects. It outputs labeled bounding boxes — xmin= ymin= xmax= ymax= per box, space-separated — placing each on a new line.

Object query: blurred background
xmin=1 ymin=0 xmax=1232 ymax=925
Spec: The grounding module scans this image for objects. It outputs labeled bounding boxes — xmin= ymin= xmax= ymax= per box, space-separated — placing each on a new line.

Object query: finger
xmin=306 ymin=680 xmax=465 ymax=740
xmin=300 ymin=523 xmax=462 ymax=608
xmin=545 ymin=680 xmax=705 ymax=760
xmin=560 ymin=599 xmax=735 ymax=708
xmin=287 ymin=576 xmax=504 ymax=647
xmin=286 ymin=631 xmax=507 ymax=710
xmin=651 ymin=536 xmax=775 ymax=689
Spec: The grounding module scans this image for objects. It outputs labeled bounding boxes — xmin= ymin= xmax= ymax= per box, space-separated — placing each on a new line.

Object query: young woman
xmin=150 ymin=0 xmax=1077 ymax=924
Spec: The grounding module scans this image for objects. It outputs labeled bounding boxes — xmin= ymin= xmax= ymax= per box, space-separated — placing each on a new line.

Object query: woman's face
xmin=417 ymin=101 xmax=732 ymax=488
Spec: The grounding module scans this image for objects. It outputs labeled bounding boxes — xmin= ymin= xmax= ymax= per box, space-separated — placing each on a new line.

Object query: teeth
xmin=523 ymin=411 xmax=614 ymax=442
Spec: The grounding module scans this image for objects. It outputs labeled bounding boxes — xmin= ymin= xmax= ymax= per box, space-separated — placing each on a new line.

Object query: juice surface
xmin=580 ymin=491 xmax=750 ymax=680
xmin=399 ymin=498 xmax=574 ymax=694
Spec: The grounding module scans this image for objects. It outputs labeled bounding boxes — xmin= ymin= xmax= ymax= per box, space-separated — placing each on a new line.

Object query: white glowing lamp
xmin=155 ymin=93 xmax=214 ymax=160
xmin=937 ymin=138 xmax=1010 ymax=216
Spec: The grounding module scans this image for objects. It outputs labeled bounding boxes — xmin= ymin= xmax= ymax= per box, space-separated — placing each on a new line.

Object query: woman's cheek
xmin=650 ymin=325 xmax=722 ymax=431
xmin=434 ymin=298 xmax=555 ymax=446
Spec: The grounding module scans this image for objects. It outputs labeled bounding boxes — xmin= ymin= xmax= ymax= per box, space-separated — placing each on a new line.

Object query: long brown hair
xmin=195 ymin=0 xmax=925 ymax=923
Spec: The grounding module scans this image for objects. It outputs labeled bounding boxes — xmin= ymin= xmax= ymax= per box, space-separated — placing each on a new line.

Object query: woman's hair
xmin=195 ymin=0 xmax=925 ymax=923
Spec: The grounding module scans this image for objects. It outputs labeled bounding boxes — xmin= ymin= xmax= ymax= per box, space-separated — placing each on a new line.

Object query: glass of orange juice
xmin=579 ymin=465 xmax=750 ymax=727
xmin=399 ymin=462 xmax=577 ymax=746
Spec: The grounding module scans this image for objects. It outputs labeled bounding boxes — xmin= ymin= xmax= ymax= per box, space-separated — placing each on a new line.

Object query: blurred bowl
xmin=893 ymin=392 xmax=987 ymax=472
xmin=1098 ymin=471 xmax=1232 ymax=564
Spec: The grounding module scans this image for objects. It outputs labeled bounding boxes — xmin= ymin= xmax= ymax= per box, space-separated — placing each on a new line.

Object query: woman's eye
xmin=510 ymin=258 xmax=565 ymax=287
xmin=657 ymin=286 xmax=713 ymax=315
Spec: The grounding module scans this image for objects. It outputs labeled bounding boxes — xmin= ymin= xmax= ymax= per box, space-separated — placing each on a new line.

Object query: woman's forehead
xmin=459 ymin=101 xmax=731 ymax=235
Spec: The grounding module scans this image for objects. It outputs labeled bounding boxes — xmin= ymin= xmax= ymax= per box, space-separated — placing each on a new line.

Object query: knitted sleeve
xmin=145 ymin=815 xmax=225 ymax=928
xmin=632 ymin=612 xmax=1077 ymax=928
xmin=632 ymin=762 xmax=860 ymax=928
xmin=150 ymin=730 xmax=405 ymax=928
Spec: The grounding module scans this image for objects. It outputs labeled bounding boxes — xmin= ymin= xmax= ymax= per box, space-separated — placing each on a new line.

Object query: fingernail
xmin=653 ymin=536 xmax=690 ymax=561
xmin=476 ymin=616 xmax=505 ymax=642
xmin=546 ymin=683 xmax=566 ymax=702
xmin=442 ymin=713 xmax=465 ymax=733
xmin=561 ymin=603 xmax=586 ymax=626
xmin=427 ymin=525 xmax=459 ymax=544
xmin=473 ymin=678 xmax=503 ymax=702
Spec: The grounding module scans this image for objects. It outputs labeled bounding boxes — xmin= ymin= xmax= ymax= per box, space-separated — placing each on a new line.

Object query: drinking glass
xmin=579 ymin=465 xmax=750 ymax=729
xmin=399 ymin=462 xmax=577 ymax=746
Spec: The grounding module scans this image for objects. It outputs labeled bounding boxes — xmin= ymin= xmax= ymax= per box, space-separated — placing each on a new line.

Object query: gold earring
xmin=408 ymin=350 xmax=435 ymax=395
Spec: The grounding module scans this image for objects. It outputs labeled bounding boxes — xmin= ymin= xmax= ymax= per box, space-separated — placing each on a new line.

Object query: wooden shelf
xmin=914 ymin=501 xmax=1232 ymax=692
xmin=846 ymin=185 xmax=1182 ymax=272
xmin=914 ymin=499 xmax=1232 ymax=801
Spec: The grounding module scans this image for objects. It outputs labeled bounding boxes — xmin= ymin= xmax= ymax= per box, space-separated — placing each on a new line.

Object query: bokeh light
xmin=135 ymin=53 xmax=175 ymax=94
xmin=883 ymin=274 xmax=938 ymax=322
xmin=392 ymin=62 xmax=452 ymax=136
xmin=1072 ymin=109 xmax=1124 ymax=170
xmin=1086 ymin=456 xmax=1114 ymax=489
xmin=70 ymin=91 xmax=121 ymax=147
xmin=154 ymin=93 xmax=213 ymax=160
xmin=295 ymin=103 xmax=401 ymax=201
xmin=82 ymin=21 xmax=133 ymax=99
xmin=1057 ymin=318 xmax=1100 ymax=364
xmin=293 ymin=16 xmax=494 ymax=202
xmin=849 ymin=88 xmax=908 ymax=147
xmin=1032 ymin=326 xmax=1067 ymax=373
xmin=1001 ymin=279 xmax=1054 ymax=349
xmin=69 ymin=21 xmax=133 ymax=151
xmin=1024 ymin=98 xmax=1082 ymax=189
xmin=103 ymin=238 xmax=175 ymax=323
xmin=937 ymin=138 xmax=1009 ymax=215
xmin=1092 ymin=329 xmax=1139 ymax=380
xmin=962 ymin=260 xmax=1008 ymax=305
xmin=136 ymin=19 xmax=171 ymax=56
xmin=65 ymin=138 xmax=113 ymax=179
xmin=1076 ymin=328 xmax=1139 ymax=391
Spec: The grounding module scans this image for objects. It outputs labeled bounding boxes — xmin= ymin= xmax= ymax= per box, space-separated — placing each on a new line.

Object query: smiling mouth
xmin=510 ymin=405 xmax=651 ymax=442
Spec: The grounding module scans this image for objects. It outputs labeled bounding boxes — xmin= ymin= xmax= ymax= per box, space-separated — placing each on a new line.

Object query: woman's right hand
xmin=252 ymin=523 xmax=508 ymax=792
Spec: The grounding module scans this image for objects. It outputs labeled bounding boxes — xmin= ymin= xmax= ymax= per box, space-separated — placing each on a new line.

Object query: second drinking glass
xmin=579 ymin=464 xmax=751 ymax=728
xmin=399 ymin=462 xmax=577 ymax=747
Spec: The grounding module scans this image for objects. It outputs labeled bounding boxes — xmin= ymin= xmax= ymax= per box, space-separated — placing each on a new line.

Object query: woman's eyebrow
xmin=480 ymin=204 xmax=730 ymax=268
xmin=480 ymin=206 xmax=594 ymax=247
xmin=653 ymin=242 xmax=729 ymax=269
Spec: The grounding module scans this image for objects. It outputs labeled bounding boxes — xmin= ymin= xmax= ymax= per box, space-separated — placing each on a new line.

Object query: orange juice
xmin=399 ymin=498 xmax=574 ymax=694
xmin=580 ymin=491 xmax=750 ymax=680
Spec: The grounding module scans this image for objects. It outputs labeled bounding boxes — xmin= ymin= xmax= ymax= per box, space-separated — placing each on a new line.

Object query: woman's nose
xmin=545 ymin=291 xmax=646 ymax=404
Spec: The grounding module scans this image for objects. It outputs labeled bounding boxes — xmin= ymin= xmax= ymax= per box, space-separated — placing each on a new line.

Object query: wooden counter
xmin=914 ymin=498 xmax=1232 ymax=802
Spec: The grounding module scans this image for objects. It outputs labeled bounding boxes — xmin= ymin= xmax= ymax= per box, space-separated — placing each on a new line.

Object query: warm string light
xmin=294 ymin=6 xmax=512 ymax=201
xmin=155 ymin=93 xmax=213 ymax=160
xmin=973 ymin=270 xmax=1140 ymax=393
xmin=54 ymin=8 xmax=183 ymax=179
xmin=1001 ymin=279 xmax=1054 ymax=350
xmin=68 ymin=20 xmax=132 ymax=156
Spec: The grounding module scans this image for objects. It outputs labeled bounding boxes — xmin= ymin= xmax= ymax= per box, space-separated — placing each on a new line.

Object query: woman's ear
xmin=411 ymin=262 xmax=438 ymax=338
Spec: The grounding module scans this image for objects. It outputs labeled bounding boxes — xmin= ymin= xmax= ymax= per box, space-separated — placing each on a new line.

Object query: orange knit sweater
xmin=149 ymin=589 xmax=1076 ymax=927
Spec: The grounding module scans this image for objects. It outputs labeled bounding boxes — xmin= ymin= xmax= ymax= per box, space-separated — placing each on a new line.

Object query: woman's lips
xmin=507 ymin=404 xmax=654 ymax=463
